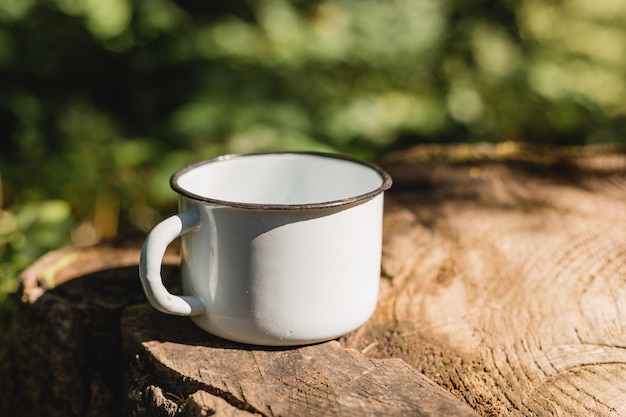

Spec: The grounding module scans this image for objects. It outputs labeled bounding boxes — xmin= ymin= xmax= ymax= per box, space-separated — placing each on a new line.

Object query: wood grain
xmin=342 ymin=143 xmax=626 ymax=416
xmin=122 ymin=306 xmax=479 ymax=417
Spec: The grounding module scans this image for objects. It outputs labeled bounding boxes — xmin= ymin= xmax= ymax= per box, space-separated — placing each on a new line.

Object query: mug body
xmin=180 ymin=195 xmax=384 ymax=345
xmin=170 ymin=152 xmax=391 ymax=346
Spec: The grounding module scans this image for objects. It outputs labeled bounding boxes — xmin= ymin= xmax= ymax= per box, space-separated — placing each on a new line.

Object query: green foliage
xmin=2 ymin=0 xmax=626 ymax=299
xmin=0 ymin=197 xmax=71 ymax=297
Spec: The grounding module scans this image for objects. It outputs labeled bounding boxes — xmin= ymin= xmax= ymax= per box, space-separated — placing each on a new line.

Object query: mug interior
xmin=172 ymin=153 xmax=391 ymax=208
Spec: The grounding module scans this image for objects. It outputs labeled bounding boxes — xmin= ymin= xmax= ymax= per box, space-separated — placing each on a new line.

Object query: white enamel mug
xmin=139 ymin=152 xmax=392 ymax=346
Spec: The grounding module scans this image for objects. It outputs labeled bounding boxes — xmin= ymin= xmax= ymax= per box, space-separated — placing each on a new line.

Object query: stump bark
xmin=0 ymin=242 xmax=178 ymax=417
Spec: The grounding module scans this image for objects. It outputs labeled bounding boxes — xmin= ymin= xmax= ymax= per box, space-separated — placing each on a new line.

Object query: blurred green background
xmin=1 ymin=0 xmax=626 ymax=299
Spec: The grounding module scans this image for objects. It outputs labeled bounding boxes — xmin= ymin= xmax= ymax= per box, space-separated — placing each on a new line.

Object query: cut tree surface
xmin=342 ymin=143 xmax=626 ymax=416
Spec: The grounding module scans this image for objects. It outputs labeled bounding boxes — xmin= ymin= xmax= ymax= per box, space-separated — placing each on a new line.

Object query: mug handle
xmin=139 ymin=209 xmax=206 ymax=316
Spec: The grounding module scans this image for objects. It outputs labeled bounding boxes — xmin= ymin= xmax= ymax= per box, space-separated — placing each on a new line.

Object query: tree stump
xmin=3 ymin=142 xmax=626 ymax=416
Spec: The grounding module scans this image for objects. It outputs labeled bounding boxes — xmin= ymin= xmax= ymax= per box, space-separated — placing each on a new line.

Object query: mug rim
xmin=170 ymin=151 xmax=393 ymax=210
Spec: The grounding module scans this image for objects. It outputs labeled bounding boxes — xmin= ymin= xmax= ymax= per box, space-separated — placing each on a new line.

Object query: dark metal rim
xmin=170 ymin=151 xmax=393 ymax=210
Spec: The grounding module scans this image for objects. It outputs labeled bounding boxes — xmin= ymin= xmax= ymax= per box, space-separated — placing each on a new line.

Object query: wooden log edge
xmin=122 ymin=305 xmax=479 ymax=417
